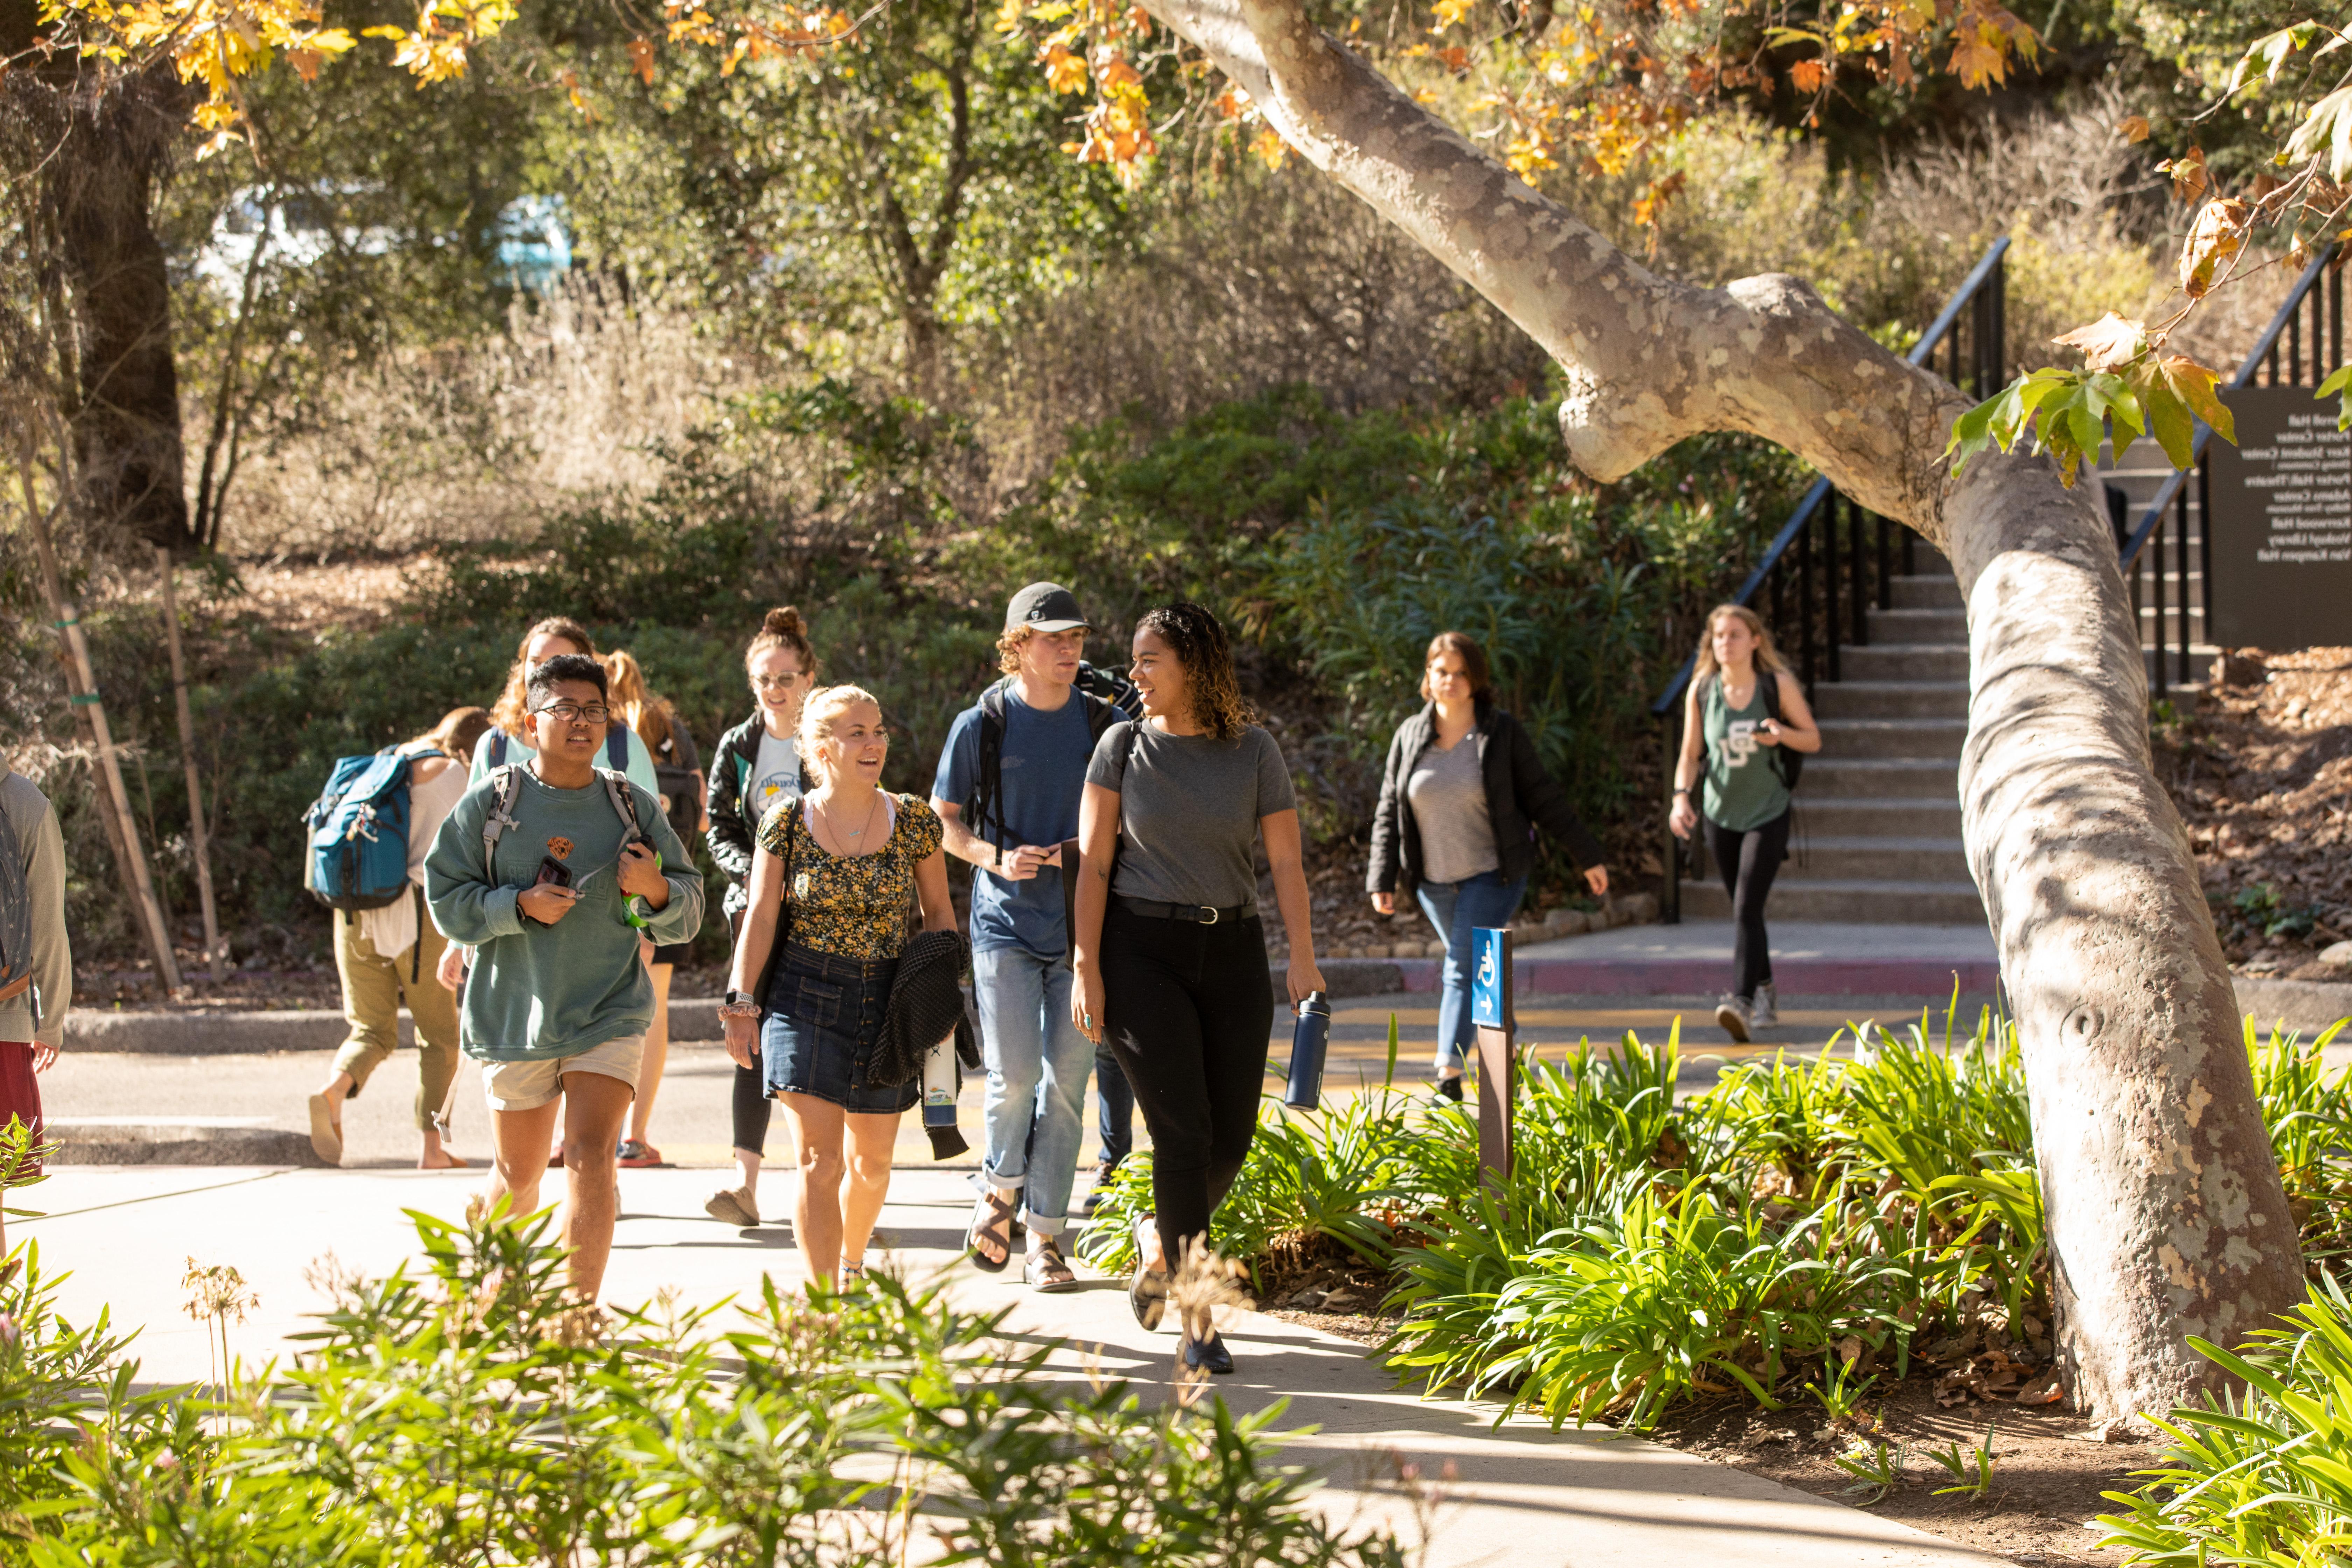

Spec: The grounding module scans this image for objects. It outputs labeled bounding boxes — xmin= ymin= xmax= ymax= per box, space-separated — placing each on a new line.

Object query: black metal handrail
xmin=1650 ymin=236 xmax=2010 ymax=922
xmin=2111 ymin=241 xmax=2341 ymax=700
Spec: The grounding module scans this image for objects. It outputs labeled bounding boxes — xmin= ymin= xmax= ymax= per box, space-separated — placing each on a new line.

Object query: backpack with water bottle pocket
xmin=302 ymin=747 xmax=446 ymax=911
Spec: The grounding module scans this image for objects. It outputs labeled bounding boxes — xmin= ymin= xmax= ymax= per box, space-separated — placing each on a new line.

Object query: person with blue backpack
xmin=304 ymin=705 xmax=490 ymax=1168
xmin=426 ymin=653 xmax=702 ymax=1302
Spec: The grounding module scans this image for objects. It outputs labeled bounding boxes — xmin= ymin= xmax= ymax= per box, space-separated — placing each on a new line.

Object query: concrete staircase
xmin=1680 ymin=566 xmax=1988 ymax=926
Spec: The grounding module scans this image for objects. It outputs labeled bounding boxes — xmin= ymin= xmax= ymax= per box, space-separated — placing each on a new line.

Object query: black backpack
xmin=962 ymin=662 xmax=1137 ymax=854
xmin=1701 ymin=672 xmax=1803 ymax=791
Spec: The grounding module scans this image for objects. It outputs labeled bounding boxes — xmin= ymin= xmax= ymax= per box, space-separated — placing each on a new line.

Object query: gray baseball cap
xmin=1004 ymin=582 xmax=1091 ymax=634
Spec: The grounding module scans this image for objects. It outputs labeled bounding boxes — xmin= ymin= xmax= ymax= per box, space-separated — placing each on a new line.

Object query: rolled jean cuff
xmin=1020 ymin=1206 xmax=1064 ymax=1239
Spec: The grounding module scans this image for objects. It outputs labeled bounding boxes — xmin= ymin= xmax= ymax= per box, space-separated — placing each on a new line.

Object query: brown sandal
xmin=1023 ymin=1238 xmax=1079 ymax=1293
xmin=968 ymin=1190 xmax=1016 ymax=1273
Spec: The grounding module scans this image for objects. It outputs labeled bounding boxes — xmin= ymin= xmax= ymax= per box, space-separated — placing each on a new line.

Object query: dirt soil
xmin=2158 ymin=649 xmax=2352 ymax=982
xmin=1642 ymin=1380 xmax=2154 ymax=1567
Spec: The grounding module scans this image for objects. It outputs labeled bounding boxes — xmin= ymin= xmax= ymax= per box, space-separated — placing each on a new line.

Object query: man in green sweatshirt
xmin=426 ymin=653 xmax=702 ymax=1300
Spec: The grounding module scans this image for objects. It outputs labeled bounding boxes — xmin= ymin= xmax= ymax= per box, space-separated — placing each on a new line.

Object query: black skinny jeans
xmin=1100 ymin=903 xmax=1274 ymax=1272
xmin=726 ymin=906 xmax=771 ymax=1158
xmin=1705 ymin=808 xmax=1791 ymax=1002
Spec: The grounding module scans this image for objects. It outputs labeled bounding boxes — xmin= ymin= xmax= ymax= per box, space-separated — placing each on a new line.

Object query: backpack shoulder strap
xmin=967 ymin=685 xmax=1009 ymax=852
xmin=597 ymin=768 xmax=646 ymax=846
xmin=482 ymin=765 xmax=524 ymax=881
xmin=1081 ymin=692 xmax=1116 ymax=744
xmin=489 ymin=732 xmax=509 ymax=769
xmin=607 ymin=727 xmax=629 ymax=771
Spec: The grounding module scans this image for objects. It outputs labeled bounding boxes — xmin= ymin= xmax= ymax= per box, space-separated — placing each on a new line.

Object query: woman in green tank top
xmin=1668 ymin=606 xmax=1820 ymax=1042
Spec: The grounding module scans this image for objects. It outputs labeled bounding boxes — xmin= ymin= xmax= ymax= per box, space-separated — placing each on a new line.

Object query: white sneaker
xmin=1715 ymin=994 xmax=1754 ymax=1044
xmin=1752 ymin=983 xmax=1778 ymax=1028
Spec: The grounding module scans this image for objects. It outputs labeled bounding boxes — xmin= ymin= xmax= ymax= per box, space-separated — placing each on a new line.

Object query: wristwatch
xmin=720 ymin=988 xmax=761 ymax=1018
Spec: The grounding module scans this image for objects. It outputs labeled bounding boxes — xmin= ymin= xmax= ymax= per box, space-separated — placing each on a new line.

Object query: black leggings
xmin=1706 ymin=809 xmax=1791 ymax=1002
xmin=1100 ymin=904 xmax=1274 ymax=1272
xmin=726 ymin=906 xmax=771 ymax=1158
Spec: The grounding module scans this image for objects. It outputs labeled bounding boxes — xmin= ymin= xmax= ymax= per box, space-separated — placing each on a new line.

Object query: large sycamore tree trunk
xmin=1142 ymin=0 xmax=2303 ymax=1418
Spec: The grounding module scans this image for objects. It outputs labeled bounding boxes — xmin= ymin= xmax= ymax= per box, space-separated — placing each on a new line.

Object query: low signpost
xmin=2206 ymin=386 xmax=2352 ymax=648
xmin=1469 ymin=925 xmax=1515 ymax=1187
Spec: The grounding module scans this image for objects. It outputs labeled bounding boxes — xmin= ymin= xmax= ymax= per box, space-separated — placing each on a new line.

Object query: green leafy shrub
xmin=2096 ymin=1275 xmax=2352 ymax=1565
xmin=9 ymin=1200 xmax=1407 ymax=1568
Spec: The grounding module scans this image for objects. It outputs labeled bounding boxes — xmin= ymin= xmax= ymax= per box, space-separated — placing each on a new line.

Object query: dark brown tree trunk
xmin=52 ymin=72 xmax=190 ymax=553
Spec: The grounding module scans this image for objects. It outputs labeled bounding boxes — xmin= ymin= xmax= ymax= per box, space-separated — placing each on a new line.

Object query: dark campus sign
xmin=2206 ymin=386 xmax=2352 ymax=649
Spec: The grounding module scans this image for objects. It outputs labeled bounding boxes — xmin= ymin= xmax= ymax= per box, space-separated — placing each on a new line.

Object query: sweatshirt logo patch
xmin=547 ymin=836 xmax=575 ymax=861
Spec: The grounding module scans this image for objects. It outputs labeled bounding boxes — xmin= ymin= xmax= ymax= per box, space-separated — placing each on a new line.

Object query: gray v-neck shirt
xmin=1407 ymin=737 xmax=1499 ymax=884
xmin=1086 ymin=722 xmax=1295 ymax=910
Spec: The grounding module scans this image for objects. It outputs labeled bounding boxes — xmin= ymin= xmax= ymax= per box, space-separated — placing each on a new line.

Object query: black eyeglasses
xmin=532 ymin=701 xmax=611 ymax=725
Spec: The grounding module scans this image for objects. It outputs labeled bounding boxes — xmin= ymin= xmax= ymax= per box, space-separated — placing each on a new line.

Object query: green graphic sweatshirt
xmin=425 ymin=766 xmax=703 ymax=1062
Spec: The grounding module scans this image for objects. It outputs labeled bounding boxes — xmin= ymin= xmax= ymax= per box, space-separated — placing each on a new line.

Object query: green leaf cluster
xmin=1 ymin=1200 xmax=1407 ymax=1567
xmin=1945 ymin=352 xmax=2236 ymax=489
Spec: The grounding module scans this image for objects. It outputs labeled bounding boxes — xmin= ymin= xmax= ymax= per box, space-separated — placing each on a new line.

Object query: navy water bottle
xmin=1283 ymin=991 xmax=1333 ymax=1110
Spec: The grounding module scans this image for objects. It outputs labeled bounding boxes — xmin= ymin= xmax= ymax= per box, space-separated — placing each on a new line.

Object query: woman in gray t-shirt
xmin=1069 ymin=603 xmax=1326 ymax=1378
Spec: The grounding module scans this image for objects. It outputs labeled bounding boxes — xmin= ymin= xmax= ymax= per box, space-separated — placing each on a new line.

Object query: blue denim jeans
xmin=1415 ymin=869 xmax=1529 ymax=1075
xmin=974 ymin=944 xmax=1093 ymax=1238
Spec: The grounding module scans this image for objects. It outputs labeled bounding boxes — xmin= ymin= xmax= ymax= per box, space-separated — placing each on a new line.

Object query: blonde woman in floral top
xmin=721 ymin=685 xmax=956 ymax=1290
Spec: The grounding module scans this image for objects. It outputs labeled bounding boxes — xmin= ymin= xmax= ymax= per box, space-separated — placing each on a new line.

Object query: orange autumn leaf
xmin=2118 ymin=113 xmax=2150 ymax=143
xmin=1790 ymin=57 xmax=1827 ymax=93
xmin=1438 ymin=46 xmax=1471 ymax=72
xmin=2179 ymin=198 xmax=2250 ymax=298
xmin=1946 ymin=28 xmax=2004 ymax=89
xmin=1043 ymin=43 xmax=1087 ymax=92
xmin=2162 ymin=146 xmax=2209 ymax=203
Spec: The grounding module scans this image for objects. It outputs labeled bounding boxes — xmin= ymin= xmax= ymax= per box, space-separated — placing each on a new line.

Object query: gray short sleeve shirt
xmin=1085 ymin=722 xmax=1296 ymax=910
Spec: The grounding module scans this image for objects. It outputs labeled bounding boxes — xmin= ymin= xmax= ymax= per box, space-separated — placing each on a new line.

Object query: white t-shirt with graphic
xmin=750 ymin=730 xmax=803 ymax=825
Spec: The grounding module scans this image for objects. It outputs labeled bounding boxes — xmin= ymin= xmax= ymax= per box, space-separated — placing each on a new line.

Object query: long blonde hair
xmin=490 ymin=617 xmax=595 ymax=740
xmin=1692 ymin=604 xmax=1790 ymax=689
xmin=798 ymin=684 xmax=883 ymax=786
xmin=600 ymin=650 xmax=676 ymax=754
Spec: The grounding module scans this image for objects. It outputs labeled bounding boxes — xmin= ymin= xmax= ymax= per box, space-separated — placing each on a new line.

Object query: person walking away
xmin=1669 ymin=605 xmax=1819 ymax=1043
xmin=1365 ymin=632 xmax=1610 ymax=1099
xmin=441 ymin=617 xmax=663 ymax=999
xmin=425 ymin=654 xmax=703 ymax=1301
xmin=309 ymin=705 xmax=489 ymax=1168
xmin=933 ymin=582 xmax=1123 ymax=1290
xmin=702 ymin=607 xmax=818 ymax=1226
xmin=720 ymin=685 xmax=955 ymax=1292
xmin=602 ymin=650 xmax=704 ymax=1170
xmin=1069 ymin=603 xmax=1324 ymax=1376
xmin=0 ymin=757 xmax=71 ymax=1224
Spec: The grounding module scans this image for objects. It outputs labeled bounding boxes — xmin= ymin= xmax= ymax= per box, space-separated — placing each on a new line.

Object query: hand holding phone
xmin=520 ymin=856 xmax=579 ymax=926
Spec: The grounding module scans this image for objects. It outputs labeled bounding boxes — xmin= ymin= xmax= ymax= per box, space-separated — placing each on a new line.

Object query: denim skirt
xmin=760 ymin=941 xmax=917 ymax=1114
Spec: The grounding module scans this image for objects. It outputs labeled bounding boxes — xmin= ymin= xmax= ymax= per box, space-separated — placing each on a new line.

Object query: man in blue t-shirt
xmin=933 ymin=582 xmax=1119 ymax=1291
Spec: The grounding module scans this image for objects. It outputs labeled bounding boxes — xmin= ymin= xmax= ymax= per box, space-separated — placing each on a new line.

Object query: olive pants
xmin=331 ymin=908 xmax=463 ymax=1133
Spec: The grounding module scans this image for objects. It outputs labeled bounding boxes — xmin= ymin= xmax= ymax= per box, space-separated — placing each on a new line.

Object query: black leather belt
xmin=1115 ymin=895 xmax=1254 ymax=925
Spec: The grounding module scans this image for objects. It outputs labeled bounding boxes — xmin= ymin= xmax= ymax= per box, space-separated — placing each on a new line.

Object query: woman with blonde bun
xmin=701 ymin=608 xmax=819 ymax=1226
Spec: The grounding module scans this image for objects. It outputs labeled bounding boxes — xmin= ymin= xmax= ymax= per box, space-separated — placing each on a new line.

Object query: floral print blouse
xmin=755 ymin=792 xmax=942 ymax=960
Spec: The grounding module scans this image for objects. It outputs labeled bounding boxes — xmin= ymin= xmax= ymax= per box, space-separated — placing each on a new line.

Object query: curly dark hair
xmin=1138 ymin=602 xmax=1254 ymax=741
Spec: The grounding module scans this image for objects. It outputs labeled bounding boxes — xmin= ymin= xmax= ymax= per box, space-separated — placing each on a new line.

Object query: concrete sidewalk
xmin=17 ymin=1163 xmax=2000 ymax=1567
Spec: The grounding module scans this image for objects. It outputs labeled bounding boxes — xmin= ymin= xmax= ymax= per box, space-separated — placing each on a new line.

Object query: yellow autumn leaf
xmin=1251 ymin=126 xmax=1288 ymax=169
xmin=2051 ymin=312 xmax=2147 ymax=371
xmin=1043 ymin=43 xmax=1087 ymax=92
xmin=1432 ymin=0 xmax=1476 ymax=26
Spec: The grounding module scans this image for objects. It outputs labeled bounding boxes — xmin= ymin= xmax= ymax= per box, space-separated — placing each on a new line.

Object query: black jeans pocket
xmin=791 ymin=975 xmax=844 ymax=1027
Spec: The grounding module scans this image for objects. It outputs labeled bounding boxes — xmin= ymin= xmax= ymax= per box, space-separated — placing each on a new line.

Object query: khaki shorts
xmin=478 ymin=1035 xmax=646 ymax=1113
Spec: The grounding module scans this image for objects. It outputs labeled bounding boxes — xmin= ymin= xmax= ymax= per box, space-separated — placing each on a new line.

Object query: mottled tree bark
xmin=1140 ymin=0 xmax=2301 ymax=1418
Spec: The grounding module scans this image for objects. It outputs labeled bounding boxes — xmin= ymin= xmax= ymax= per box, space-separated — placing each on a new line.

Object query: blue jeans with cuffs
xmin=974 ymin=944 xmax=1092 ymax=1239
xmin=1415 ymin=868 xmax=1529 ymax=1076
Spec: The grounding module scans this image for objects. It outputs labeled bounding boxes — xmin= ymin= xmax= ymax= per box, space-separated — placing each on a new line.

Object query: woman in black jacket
xmin=702 ymin=606 xmax=818 ymax=1228
xmin=1366 ymin=631 xmax=1608 ymax=1098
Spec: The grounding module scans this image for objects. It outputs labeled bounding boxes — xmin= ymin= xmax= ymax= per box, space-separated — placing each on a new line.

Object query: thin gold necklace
xmin=816 ymin=789 xmax=882 ymax=852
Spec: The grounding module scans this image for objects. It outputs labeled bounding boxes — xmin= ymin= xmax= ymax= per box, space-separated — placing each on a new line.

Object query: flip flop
xmin=967 ymin=1189 xmax=1016 ymax=1273
xmin=306 ymin=1094 xmax=343 ymax=1167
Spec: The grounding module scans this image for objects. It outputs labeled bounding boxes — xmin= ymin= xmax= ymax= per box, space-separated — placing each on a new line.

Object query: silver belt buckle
xmin=1199 ymin=905 xmax=1219 ymax=925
